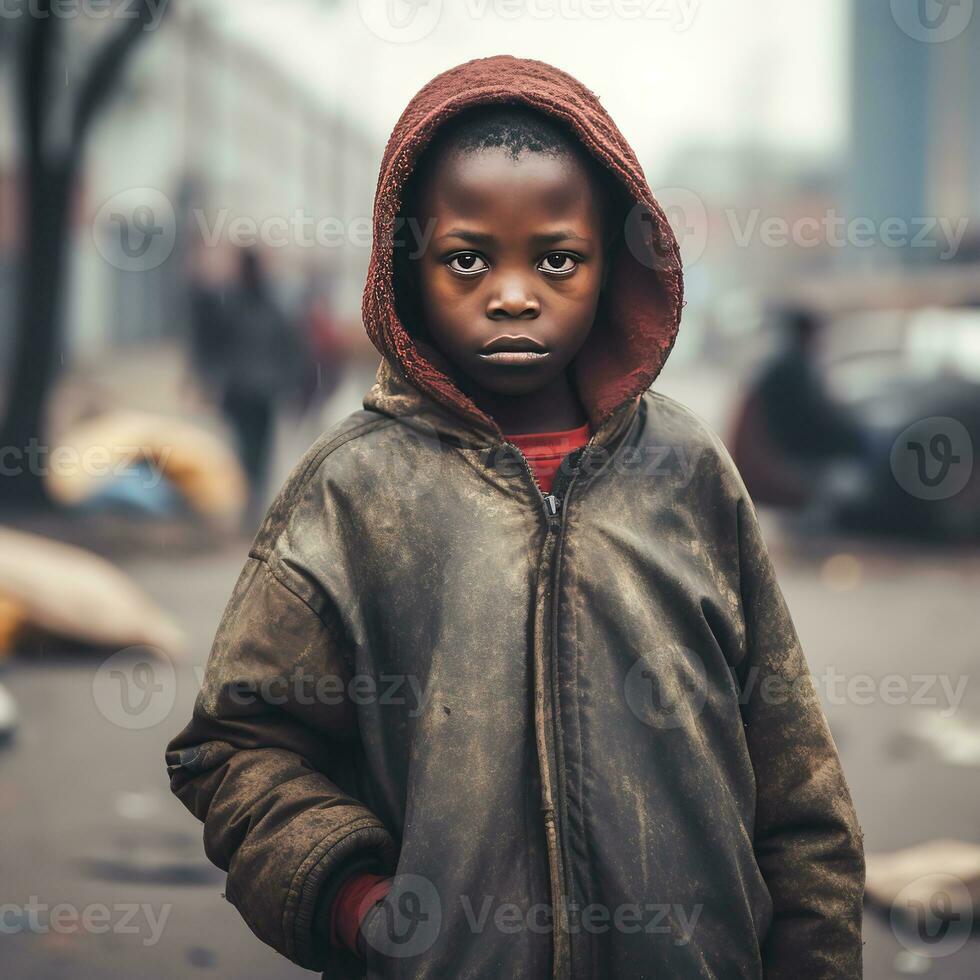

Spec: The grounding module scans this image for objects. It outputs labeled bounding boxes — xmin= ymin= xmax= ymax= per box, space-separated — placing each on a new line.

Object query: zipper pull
xmin=544 ymin=494 xmax=561 ymax=518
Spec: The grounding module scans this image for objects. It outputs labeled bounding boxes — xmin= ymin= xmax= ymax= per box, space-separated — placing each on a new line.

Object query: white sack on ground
xmin=46 ymin=410 xmax=248 ymax=529
xmin=0 ymin=527 xmax=185 ymax=658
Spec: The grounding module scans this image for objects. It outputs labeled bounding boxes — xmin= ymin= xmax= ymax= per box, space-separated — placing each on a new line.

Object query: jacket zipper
xmin=502 ymin=440 xmax=588 ymax=523
xmin=502 ymin=440 xmax=589 ymax=980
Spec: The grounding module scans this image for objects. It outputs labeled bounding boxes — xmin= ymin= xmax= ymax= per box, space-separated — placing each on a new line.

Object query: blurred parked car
xmin=730 ymin=305 xmax=980 ymax=540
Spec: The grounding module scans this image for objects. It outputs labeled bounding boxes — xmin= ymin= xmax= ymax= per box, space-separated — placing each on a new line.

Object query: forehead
xmin=418 ymin=146 xmax=602 ymax=224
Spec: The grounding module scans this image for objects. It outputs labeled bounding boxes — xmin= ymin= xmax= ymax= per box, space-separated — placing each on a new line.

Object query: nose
xmin=486 ymin=274 xmax=540 ymax=320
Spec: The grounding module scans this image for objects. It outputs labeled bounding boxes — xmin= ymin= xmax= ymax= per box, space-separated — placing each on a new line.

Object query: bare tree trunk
xmin=0 ymin=162 xmax=73 ymax=505
xmin=0 ymin=0 xmax=166 ymax=507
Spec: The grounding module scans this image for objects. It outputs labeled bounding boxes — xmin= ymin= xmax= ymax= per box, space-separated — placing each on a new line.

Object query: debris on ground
xmin=0 ymin=527 xmax=185 ymax=658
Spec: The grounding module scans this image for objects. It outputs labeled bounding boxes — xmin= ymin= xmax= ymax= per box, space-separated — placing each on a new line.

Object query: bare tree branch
xmin=70 ymin=0 xmax=168 ymax=157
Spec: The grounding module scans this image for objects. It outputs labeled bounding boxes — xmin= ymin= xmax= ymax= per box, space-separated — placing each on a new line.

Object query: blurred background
xmin=2 ymin=1 xmax=980 ymax=977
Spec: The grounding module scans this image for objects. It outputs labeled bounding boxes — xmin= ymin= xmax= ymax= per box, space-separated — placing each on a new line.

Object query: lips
xmin=481 ymin=334 xmax=547 ymax=354
xmin=479 ymin=335 xmax=550 ymax=365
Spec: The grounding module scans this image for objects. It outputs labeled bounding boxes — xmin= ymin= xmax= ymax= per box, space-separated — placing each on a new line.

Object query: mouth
xmin=478 ymin=334 xmax=550 ymax=366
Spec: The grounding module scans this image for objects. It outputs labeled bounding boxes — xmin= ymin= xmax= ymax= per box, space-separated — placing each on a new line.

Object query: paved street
xmin=3 ymin=363 xmax=980 ymax=978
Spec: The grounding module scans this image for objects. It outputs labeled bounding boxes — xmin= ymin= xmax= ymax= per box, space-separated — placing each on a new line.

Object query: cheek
xmin=418 ymin=266 xmax=455 ymax=316
xmin=418 ymin=270 xmax=481 ymax=348
xmin=552 ymin=267 xmax=604 ymax=317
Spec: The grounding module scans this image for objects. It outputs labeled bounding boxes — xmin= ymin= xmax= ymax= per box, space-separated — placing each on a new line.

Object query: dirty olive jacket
xmin=166 ymin=55 xmax=865 ymax=980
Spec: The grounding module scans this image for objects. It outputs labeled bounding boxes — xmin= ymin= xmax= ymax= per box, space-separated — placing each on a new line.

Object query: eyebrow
xmin=437 ymin=229 xmax=494 ymax=246
xmin=436 ymin=228 xmax=590 ymax=245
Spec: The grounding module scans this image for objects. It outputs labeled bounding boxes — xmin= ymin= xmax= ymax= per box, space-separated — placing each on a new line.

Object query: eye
xmin=538 ymin=252 xmax=579 ymax=276
xmin=447 ymin=252 xmax=488 ymax=276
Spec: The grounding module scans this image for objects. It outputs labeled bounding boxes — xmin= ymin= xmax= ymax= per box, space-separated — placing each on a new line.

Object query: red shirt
xmin=507 ymin=420 xmax=592 ymax=494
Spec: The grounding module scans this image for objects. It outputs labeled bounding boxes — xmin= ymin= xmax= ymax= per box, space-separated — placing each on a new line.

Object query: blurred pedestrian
xmin=755 ymin=306 xmax=873 ymax=524
xmin=192 ymin=247 xmax=309 ymax=522
xmin=756 ymin=307 xmax=866 ymax=464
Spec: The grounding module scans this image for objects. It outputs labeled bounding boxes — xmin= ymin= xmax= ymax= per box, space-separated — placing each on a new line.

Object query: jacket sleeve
xmin=734 ymin=492 xmax=866 ymax=979
xmin=165 ymin=553 xmax=399 ymax=974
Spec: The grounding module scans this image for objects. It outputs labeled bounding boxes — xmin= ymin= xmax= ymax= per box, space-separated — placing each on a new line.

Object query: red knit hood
xmin=361 ymin=54 xmax=683 ymax=442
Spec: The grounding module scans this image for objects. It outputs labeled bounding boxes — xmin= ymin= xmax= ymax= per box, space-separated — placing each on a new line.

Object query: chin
xmin=474 ymin=367 xmax=563 ymax=396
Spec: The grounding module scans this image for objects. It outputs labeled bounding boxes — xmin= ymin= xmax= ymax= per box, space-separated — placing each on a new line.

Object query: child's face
xmin=409 ymin=146 xmax=608 ymax=400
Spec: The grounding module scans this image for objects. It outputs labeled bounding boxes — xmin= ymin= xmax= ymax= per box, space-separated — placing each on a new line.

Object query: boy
xmin=166 ymin=55 xmax=865 ymax=979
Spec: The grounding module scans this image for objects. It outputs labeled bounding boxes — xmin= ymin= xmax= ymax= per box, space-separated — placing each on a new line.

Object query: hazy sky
xmin=216 ymin=0 xmax=849 ymax=178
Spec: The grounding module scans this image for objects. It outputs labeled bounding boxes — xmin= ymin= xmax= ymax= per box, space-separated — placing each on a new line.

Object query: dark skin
xmin=409 ymin=146 xmax=610 ymax=435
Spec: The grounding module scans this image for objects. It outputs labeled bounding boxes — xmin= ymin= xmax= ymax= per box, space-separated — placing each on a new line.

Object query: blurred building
xmin=849 ymin=1 xmax=980 ymax=267
xmin=651 ymin=0 xmax=980 ymax=360
xmin=0 ymin=4 xmax=380 ymax=379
